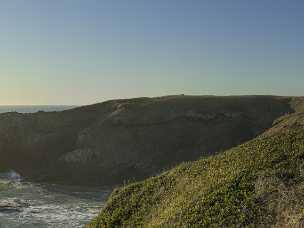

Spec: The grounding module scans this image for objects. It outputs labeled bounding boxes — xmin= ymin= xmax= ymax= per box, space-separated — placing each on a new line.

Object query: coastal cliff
xmin=0 ymin=95 xmax=301 ymax=185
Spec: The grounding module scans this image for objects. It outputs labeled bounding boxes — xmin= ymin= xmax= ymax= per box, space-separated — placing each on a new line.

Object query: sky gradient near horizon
xmin=0 ymin=0 xmax=303 ymax=105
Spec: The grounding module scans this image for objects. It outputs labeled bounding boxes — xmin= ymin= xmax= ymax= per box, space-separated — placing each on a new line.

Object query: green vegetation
xmin=89 ymin=114 xmax=304 ymax=227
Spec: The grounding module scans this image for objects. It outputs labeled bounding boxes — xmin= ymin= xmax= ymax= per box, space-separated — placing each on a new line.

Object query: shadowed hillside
xmin=0 ymin=95 xmax=302 ymax=185
xmin=89 ymin=103 xmax=304 ymax=227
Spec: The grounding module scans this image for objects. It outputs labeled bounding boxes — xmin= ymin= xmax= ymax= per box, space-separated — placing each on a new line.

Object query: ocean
xmin=0 ymin=171 xmax=110 ymax=228
xmin=0 ymin=106 xmax=76 ymax=114
xmin=0 ymin=106 xmax=111 ymax=227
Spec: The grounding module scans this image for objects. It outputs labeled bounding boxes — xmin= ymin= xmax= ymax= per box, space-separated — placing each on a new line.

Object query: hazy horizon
xmin=0 ymin=105 xmax=76 ymax=114
xmin=1 ymin=1 xmax=303 ymax=105
xmin=0 ymin=94 xmax=303 ymax=106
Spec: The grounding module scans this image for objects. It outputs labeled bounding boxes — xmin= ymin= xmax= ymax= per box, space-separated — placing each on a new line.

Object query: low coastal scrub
xmin=89 ymin=114 xmax=304 ymax=227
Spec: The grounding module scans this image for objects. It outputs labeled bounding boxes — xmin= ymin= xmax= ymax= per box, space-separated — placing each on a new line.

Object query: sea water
xmin=0 ymin=106 xmax=76 ymax=114
xmin=0 ymin=171 xmax=110 ymax=228
xmin=0 ymin=106 xmax=110 ymax=228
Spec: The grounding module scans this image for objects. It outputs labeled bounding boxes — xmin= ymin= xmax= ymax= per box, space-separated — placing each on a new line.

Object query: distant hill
xmin=89 ymin=101 xmax=304 ymax=227
xmin=0 ymin=95 xmax=303 ymax=185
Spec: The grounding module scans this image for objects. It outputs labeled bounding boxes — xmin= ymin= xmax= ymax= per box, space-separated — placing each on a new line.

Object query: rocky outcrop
xmin=0 ymin=95 xmax=302 ymax=185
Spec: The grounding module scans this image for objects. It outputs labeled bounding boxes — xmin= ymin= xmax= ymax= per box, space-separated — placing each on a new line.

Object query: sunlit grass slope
xmin=89 ymin=113 xmax=304 ymax=227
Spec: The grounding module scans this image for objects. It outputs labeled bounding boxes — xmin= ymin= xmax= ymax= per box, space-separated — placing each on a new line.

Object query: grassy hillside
xmin=89 ymin=113 xmax=304 ymax=227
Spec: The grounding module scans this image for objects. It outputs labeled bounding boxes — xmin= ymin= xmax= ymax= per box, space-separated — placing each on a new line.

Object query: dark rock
xmin=0 ymin=95 xmax=303 ymax=186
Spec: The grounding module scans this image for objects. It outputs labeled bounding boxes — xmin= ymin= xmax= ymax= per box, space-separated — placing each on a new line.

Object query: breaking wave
xmin=0 ymin=172 xmax=110 ymax=228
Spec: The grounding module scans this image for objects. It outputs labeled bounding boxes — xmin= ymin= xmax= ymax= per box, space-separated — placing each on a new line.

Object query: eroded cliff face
xmin=0 ymin=95 xmax=300 ymax=185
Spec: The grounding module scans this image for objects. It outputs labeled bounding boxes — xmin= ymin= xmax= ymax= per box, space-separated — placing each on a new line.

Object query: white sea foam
xmin=0 ymin=177 xmax=110 ymax=228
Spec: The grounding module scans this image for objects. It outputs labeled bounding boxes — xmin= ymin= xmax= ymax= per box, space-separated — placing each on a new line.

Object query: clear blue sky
xmin=0 ymin=0 xmax=303 ymax=105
